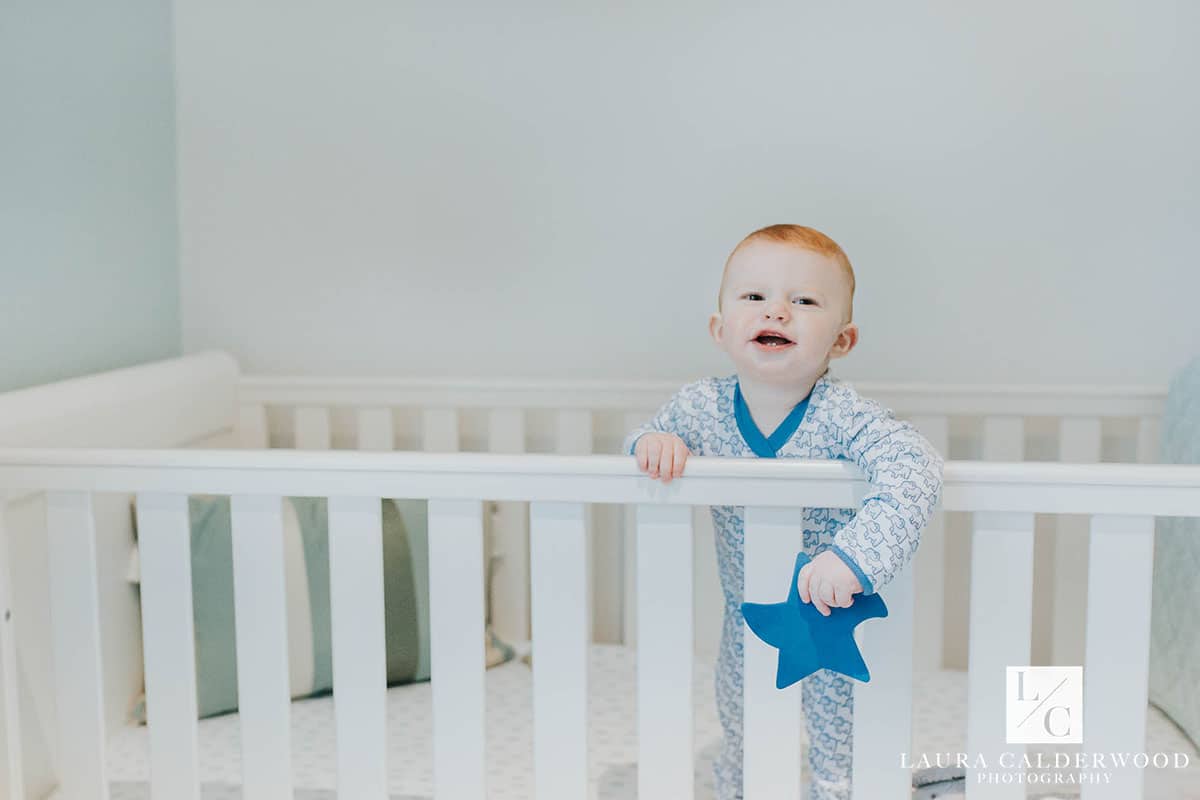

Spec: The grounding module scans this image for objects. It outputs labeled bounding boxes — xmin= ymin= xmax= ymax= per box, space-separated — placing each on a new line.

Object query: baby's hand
xmin=634 ymin=433 xmax=690 ymax=483
xmin=797 ymin=551 xmax=863 ymax=616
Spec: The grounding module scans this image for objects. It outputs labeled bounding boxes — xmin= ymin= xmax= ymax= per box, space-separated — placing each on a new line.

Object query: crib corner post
xmin=0 ymin=496 xmax=25 ymax=800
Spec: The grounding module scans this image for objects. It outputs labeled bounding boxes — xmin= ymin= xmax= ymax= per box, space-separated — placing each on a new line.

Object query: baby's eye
xmin=792 ymin=297 xmax=816 ymax=306
xmin=742 ymin=293 xmax=764 ymax=301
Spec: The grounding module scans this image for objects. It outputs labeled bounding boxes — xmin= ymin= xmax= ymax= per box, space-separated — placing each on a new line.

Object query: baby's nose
xmin=765 ymin=304 xmax=789 ymax=320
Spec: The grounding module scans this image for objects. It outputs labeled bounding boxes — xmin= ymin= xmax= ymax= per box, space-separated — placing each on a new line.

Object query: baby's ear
xmin=830 ymin=323 xmax=859 ymax=358
xmin=708 ymin=312 xmax=724 ymax=344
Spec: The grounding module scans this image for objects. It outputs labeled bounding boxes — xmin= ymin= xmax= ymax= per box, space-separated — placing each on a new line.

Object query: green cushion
xmin=135 ymin=496 xmax=455 ymax=721
xmin=290 ymin=496 xmax=428 ymax=694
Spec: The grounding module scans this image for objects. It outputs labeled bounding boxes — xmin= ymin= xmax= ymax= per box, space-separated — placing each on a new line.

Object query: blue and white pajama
xmin=624 ymin=373 xmax=943 ymax=800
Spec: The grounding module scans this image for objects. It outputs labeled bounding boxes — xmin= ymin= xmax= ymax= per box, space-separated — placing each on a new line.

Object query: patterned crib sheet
xmin=100 ymin=645 xmax=1199 ymax=800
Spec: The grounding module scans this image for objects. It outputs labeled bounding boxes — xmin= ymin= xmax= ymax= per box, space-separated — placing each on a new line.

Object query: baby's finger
xmin=797 ymin=564 xmax=812 ymax=604
xmin=659 ymin=444 xmax=676 ymax=483
xmin=635 ymin=439 xmax=649 ymax=472
xmin=646 ymin=440 xmax=662 ymax=478
xmin=672 ymin=438 xmax=688 ymax=479
xmin=812 ymin=583 xmax=832 ymax=616
xmin=816 ymin=578 xmax=835 ymax=607
xmin=833 ymin=583 xmax=854 ymax=608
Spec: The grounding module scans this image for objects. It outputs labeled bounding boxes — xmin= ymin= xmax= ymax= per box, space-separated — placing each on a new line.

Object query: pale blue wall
xmin=0 ymin=0 xmax=180 ymax=393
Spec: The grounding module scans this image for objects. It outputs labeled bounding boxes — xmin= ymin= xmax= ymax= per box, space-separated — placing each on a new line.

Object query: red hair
xmin=720 ymin=224 xmax=856 ymax=320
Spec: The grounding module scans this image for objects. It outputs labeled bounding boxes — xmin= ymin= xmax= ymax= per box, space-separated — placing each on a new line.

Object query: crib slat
xmin=0 ymin=499 xmax=25 ymax=800
xmin=852 ymin=565 xmax=914 ymax=799
xmin=555 ymin=409 xmax=593 ymax=455
xmin=328 ymin=496 xmax=388 ymax=799
xmin=743 ymin=506 xmax=804 ymax=800
xmin=975 ymin=417 xmax=1030 ymax=800
xmin=294 ymin=406 xmax=332 ymax=450
xmin=46 ymin=491 xmax=109 ymax=800
xmin=1053 ymin=418 xmax=1101 ymax=668
xmin=488 ymin=408 xmax=529 ymax=644
xmin=237 ymin=403 xmax=269 ymax=448
xmin=982 ymin=415 xmax=1024 ymax=461
xmin=135 ymin=493 xmax=200 ymax=800
xmin=635 ymin=504 xmax=694 ymax=799
xmin=355 ymin=408 xmax=394 ymax=451
xmin=230 ymin=495 xmax=293 ymax=800
xmin=1081 ymin=514 xmax=1154 ymax=800
xmin=965 ymin=512 xmax=1034 ymax=800
xmin=1060 ymin=417 xmax=1102 ymax=463
xmin=621 ymin=411 xmax=645 ymax=648
xmin=1135 ymin=416 xmax=1160 ymax=463
xmin=488 ymin=408 xmax=525 ymax=454
xmin=909 ymin=414 xmax=948 ymax=671
xmin=422 ymin=408 xmax=460 ymax=452
xmin=428 ymin=499 xmax=486 ymax=800
xmin=530 ymin=502 xmax=589 ymax=800
xmin=556 ymin=410 xmax=618 ymax=645
xmin=692 ymin=510 xmax=723 ymax=661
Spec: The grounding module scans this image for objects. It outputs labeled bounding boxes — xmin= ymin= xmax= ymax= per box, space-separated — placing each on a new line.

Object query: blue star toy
xmin=741 ymin=552 xmax=888 ymax=688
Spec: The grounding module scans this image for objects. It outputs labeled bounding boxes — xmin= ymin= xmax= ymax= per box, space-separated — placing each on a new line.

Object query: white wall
xmin=178 ymin=1 xmax=1199 ymax=386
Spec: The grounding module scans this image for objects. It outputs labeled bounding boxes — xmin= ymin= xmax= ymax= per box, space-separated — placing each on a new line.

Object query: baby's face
xmin=709 ymin=240 xmax=857 ymax=387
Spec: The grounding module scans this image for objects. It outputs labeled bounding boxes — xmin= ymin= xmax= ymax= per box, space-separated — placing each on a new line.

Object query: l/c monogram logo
xmin=1006 ymin=666 xmax=1083 ymax=744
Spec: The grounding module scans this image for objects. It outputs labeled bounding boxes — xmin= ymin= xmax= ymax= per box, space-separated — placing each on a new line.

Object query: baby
xmin=623 ymin=224 xmax=944 ymax=800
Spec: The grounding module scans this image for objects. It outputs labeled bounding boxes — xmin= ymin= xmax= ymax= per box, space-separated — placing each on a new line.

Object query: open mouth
xmin=753 ymin=331 xmax=794 ymax=347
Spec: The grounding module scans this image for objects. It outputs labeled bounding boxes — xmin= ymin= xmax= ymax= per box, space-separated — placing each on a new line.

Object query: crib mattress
xmin=100 ymin=644 xmax=1199 ymax=800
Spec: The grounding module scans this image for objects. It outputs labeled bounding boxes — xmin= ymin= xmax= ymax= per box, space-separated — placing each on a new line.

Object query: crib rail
xmin=234 ymin=370 xmax=1167 ymax=676
xmin=236 ymin=374 xmax=1166 ymax=415
xmin=1 ymin=450 xmax=1198 ymax=800
xmin=5 ymin=448 xmax=1198 ymax=508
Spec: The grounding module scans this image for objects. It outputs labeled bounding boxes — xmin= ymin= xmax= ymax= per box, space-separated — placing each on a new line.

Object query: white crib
xmin=0 ymin=351 xmax=1196 ymax=800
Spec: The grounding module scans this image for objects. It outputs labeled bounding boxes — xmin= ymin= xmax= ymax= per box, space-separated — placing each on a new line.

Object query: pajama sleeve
xmin=621 ymin=380 xmax=708 ymax=456
xmin=829 ymin=393 xmax=944 ymax=596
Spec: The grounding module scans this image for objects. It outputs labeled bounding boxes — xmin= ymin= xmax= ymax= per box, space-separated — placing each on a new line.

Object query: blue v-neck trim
xmin=734 ymin=381 xmax=811 ymax=458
